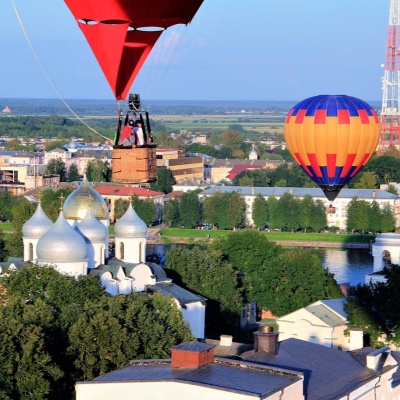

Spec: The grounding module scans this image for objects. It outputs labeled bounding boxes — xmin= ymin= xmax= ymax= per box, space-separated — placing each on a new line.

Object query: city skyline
xmin=2 ymin=0 xmax=388 ymax=102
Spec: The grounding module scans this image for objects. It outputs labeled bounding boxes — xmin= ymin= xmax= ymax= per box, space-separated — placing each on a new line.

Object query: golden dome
xmin=63 ymin=178 xmax=109 ymax=220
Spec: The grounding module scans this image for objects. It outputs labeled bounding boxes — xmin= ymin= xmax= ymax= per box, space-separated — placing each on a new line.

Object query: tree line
xmin=346 ymin=198 xmax=395 ymax=234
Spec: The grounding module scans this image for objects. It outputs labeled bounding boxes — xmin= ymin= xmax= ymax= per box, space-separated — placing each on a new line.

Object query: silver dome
xmin=63 ymin=177 xmax=109 ymax=220
xmin=22 ymin=203 xmax=53 ymax=239
xmin=75 ymin=208 xmax=108 ymax=243
xmin=37 ymin=211 xmax=87 ymax=262
xmin=114 ymin=204 xmax=147 ymax=238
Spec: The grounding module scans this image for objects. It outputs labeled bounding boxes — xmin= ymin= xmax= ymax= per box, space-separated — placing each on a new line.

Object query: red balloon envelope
xmin=64 ymin=0 xmax=204 ymax=100
xmin=284 ymin=95 xmax=380 ymax=201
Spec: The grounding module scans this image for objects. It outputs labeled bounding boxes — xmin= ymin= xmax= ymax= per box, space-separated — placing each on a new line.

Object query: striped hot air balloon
xmin=284 ymin=95 xmax=380 ymax=201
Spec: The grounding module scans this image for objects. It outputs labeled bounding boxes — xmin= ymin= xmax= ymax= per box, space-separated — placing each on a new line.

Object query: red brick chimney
xmin=254 ymin=325 xmax=279 ymax=355
xmin=171 ymin=341 xmax=215 ymax=368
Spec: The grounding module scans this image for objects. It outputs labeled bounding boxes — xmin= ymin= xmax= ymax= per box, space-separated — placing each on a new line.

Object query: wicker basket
xmin=112 ymin=146 xmax=157 ymax=184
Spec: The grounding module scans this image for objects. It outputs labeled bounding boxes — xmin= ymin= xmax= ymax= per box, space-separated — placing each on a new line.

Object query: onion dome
xmin=22 ymin=203 xmax=53 ymax=239
xmin=36 ymin=211 xmax=87 ymax=262
xmin=63 ymin=177 xmax=109 ymax=220
xmin=114 ymin=204 xmax=147 ymax=238
xmin=66 ymin=140 xmax=79 ymax=153
xmin=75 ymin=208 xmax=108 ymax=243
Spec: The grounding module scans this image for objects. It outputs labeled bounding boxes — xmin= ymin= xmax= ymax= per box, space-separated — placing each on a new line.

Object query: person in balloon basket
xmin=120 ymin=119 xmax=134 ymax=145
xmin=134 ymin=120 xmax=146 ymax=146
xmin=122 ymin=130 xmax=137 ymax=147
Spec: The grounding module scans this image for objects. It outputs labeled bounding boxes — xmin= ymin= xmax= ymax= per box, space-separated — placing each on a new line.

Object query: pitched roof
xmin=242 ymin=338 xmax=385 ymax=400
xmin=146 ymin=282 xmax=207 ymax=307
xmin=227 ymin=165 xmax=262 ymax=180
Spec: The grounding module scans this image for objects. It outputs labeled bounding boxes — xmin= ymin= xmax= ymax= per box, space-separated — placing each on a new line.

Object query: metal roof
xmin=243 ymin=338 xmax=384 ymax=400
xmin=146 ymin=282 xmax=207 ymax=306
xmin=200 ymin=186 xmax=398 ymax=200
xmin=84 ymin=358 xmax=302 ymax=397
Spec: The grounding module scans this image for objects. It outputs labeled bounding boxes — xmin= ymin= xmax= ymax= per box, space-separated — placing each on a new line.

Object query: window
xmin=29 ymin=243 xmax=33 ymax=261
xmin=120 ymin=242 xmax=124 ymax=259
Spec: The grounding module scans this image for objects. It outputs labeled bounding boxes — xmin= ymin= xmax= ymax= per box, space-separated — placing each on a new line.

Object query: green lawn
xmin=158 ymin=228 xmax=375 ymax=244
xmin=0 ymin=223 xmax=13 ymax=231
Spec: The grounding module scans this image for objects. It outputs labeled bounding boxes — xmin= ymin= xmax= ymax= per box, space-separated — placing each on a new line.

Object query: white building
xmin=277 ymin=298 xmax=363 ymax=351
xmin=368 ymin=233 xmax=400 ymax=285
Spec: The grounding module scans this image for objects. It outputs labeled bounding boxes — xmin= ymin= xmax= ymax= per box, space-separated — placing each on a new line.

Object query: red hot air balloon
xmin=284 ymin=95 xmax=380 ymax=202
xmin=64 ymin=0 xmax=204 ymax=101
xmin=63 ymin=0 xmax=204 ymax=185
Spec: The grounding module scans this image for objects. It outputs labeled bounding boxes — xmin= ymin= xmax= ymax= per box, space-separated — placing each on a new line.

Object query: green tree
xmin=346 ymin=198 xmax=370 ymax=234
xmin=257 ymin=249 xmax=342 ymax=316
xmin=44 ymin=140 xmax=69 ymax=152
xmin=178 ymin=191 xmax=201 ymax=229
xmin=41 ymin=188 xmax=73 ymax=222
xmin=354 ymin=171 xmax=377 ymax=189
xmin=150 ymin=166 xmax=176 ymax=194
xmin=363 ymin=155 xmax=400 ymax=184
xmin=46 ymin=158 xmax=66 ymax=181
xmin=212 ymin=231 xmax=281 ymax=302
xmin=225 ymin=191 xmax=246 ymax=229
xmin=165 ymin=245 xmax=242 ymax=336
xmin=238 ymin=174 xmax=254 ymax=187
xmin=368 ymin=201 xmax=382 ymax=234
xmin=163 ymin=199 xmax=180 ymax=227
xmin=221 ymin=130 xmax=243 ymax=150
xmin=86 ymin=159 xmax=112 ymax=182
xmin=67 ymin=163 xmax=79 ymax=182
xmin=310 ymin=200 xmax=327 ymax=232
xmin=233 ymin=169 xmax=271 ymax=187
xmin=252 ymin=194 xmax=268 ymax=229
xmin=131 ymin=195 xmax=157 ymax=226
xmin=276 ymin=193 xmax=300 ymax=232
xmin=202 ymin=191 xmax=224 ymax=228
xmin=298 ymin=195 xmax=314 ymax=232
xmin=0 ymin=191 xmax=13 ymax=221
xmin=114 ymin=198 xmax=129 ymax=220
xmin=0 ymin=231 xmax=7 ymax=262
xmin=266 ymin=195 xmax=279 ymax=229
xmin=381 ymin=203 xmax=396 ymax=233
xmin=5 ymin=199 xmax=35 ymax=257
xmin=386 ymin=184 xmax=398 ymax=195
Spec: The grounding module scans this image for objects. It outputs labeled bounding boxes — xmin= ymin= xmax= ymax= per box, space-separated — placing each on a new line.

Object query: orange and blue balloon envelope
xmin=284 ymin=95 xmax=380 ymax=201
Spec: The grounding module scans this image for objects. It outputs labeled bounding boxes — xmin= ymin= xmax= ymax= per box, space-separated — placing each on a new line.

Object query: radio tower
xmin=379 ymin=0 xmax=400 ymax=155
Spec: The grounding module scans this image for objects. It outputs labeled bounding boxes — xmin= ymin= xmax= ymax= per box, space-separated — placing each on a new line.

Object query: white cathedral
xmin=18 ymin=179 xmax=205 ymax=338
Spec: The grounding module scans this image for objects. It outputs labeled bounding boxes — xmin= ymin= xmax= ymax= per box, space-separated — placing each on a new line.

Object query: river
xmin=147 ymin=244 xmax=374 ymax=287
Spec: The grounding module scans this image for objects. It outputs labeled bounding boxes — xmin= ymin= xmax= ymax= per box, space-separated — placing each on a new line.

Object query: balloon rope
xmin=10 ymin=0 xmax=113 ymax=142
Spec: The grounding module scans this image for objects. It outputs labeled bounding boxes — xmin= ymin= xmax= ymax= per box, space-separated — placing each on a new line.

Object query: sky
xmin=0 ymin=0 xmax=389 ymax=102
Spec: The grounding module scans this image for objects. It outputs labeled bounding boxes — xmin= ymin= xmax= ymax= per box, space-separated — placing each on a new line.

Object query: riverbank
xmin=146 ymin=228 xmax=374 ymax=249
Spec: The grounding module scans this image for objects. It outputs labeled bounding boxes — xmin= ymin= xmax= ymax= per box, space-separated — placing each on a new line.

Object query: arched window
xmin=120 ymin=242 xmax=124 ymax=260
xmin=139 ymin=242 xmax=143 ymax=263
xmin=29 ymin=243 xmax=33 ymax=261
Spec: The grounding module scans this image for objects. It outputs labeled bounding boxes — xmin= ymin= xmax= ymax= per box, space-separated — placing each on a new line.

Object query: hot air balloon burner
xmin=129 ymin=93 xmax=141 ymax=110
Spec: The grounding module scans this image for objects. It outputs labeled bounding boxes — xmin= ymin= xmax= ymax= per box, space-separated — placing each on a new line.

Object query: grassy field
xmin=153 ymin=114 xmax=285 ymax=135
xmin=158 ymin=228 xmax=375 ymax=244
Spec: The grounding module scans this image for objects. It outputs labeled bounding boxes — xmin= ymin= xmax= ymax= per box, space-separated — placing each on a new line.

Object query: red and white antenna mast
xmin=379 ymin=0 xmax=400 ymax=155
